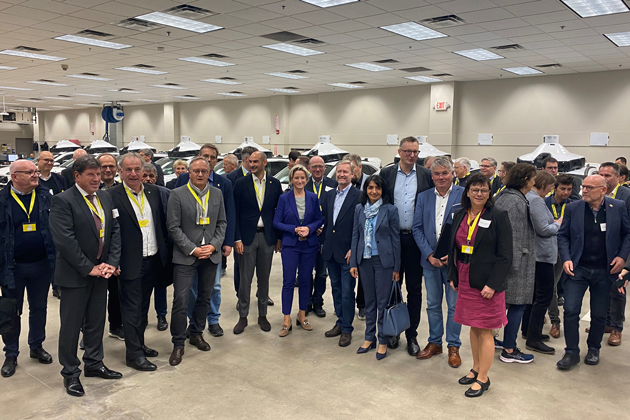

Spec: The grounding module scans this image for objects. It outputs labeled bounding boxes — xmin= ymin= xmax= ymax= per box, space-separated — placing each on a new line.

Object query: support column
xmin=269 ymin=95 xmax=289 ymax=155
xmin=164 ymin=102 xmax=180 ymax=147
xmin=428 ymin=82 xmax=457 ymax=155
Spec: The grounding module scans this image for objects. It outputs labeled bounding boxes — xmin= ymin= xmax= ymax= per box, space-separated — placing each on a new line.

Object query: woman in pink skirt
xmin=447 ymin=174 xmax=513 ymax=398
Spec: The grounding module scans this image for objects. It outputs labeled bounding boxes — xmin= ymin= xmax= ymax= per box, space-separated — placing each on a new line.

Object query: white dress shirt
xmin=123 ymin=182 xmax=158 ymax=257
xmin=434 ymin=185 xmax=453 ymax=242
xmin=253 ymin=173 xmax=266 ymax=228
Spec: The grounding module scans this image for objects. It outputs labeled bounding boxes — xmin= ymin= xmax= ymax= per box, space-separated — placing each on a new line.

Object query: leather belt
xmin=400 ymin=229 xmax=412 ymax=235
xmin=256 ymin=227 xmax=265 ymax=232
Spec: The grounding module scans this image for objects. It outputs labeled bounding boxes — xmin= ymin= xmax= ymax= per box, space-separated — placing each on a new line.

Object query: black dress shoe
xmin=258 ymin=316 xmax=271 ymax=332
xmin=387 ymin=335 xmax=400 ymax=350
xmin=407 ymin=338 xmax=420 ymax=356
xmin=30 ymin=347 xmax=53 ymax=364
xmin=157 ymin=316 xmax=168 ymax=331
xmin=52 ymin=289 xmax=61 ymax=299
xmin=465 ymin=378 xmax=490 ymax=398
xmin=126 ymin=356 xmax=157 ymax=371
xmin=325 ymin=324 xmax=342 ymax=338
xmin=267 ymin=297 xmax=274 ymax=306
xmin=525 ymin=341 xmax=555 ymax=355
xmin=209 ymin=323 xmax=224 ymax=337
xmin=313 ymin=306 xmax=326 ymax=318
xmin=142 ymin=346 xmax=159 ymax=358
xmin=339 ymin=332 xmax=352 ymax=347
xmin=190 ymin=334 xmax=211 ymax=351
xmin=1 ymin=356 xmax=17 ymax=378
xmin=584 ymin=349 xmax=600 ymax=365
xmin=64 ymin=377 xmax=84 ymax=397
xmin=84 ymin=365 xmax=123 ymax=380
xmin=557 ymin=352 xmax=580 ymax=371
xmin=459 ymin=369 xmax=478 ymax=385
xmin=108 ymin=327 xmax=125 ymax=341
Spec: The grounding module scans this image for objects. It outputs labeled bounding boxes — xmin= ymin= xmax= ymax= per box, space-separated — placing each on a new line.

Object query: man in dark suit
xmin=321 ymin=161 xmax=361 ymax=347
xmin=379 ymin=136 xmax=434 ymax=355
xmin=453 ymin=157 xmax=472 ymax=187
xmin=557 ymin=175 xmax=630 ymax=370
xmin=480 ymin=157 xmax=502 ymax=196
xmin=344 ymin=153 xmax=369 ymax=190
xmin=108 ymin=153 xmax=169 ymax=372
xmin=37 ymin=151 xmax=67 ymax=195
xmin=139 ymin=148 xmax=164 ymax=186
xmin=233 ymin=151 xmax=282 ymax=334
xmin=50 ymin=155 xmax=122 ymax=397
xmin=305 ymin=156 xmax=337 ymax=318
xmin=60 ymin=149 xmax=87 ymax=188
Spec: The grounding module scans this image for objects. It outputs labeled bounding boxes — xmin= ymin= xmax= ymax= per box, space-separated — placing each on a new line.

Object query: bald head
xmin=582 ymin=175 xmax=607 ymax=207
xmin=37 ymin=151 xmax=55 ymax=175
xmin=248 ymin=151 xmax=267 ymax=179
xmin=585 ymin=175 xmax=606 ymax=187
xmin=73 ymin=149 xmax=87 ymax=160
xmin=10 ymin=159 xmax=38 ymax=193
xmin=309 ymin=156 xmax=326 ymax=182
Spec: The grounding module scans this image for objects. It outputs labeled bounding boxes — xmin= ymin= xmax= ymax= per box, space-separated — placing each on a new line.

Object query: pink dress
xmin=452 ymin=210 xmax=508 ymax=329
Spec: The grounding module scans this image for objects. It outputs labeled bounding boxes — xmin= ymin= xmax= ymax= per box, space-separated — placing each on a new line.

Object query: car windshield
xmin=159 ymin=158 xmax=178 ymax=176
xmin=214 ymin=161 xmax=224 ymax=175
xmin=274 ymin=166 xmax=290 ymax=184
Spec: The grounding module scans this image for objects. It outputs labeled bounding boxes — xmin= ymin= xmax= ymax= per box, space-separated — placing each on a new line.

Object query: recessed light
xmin=54 ymin=35 xmax=132 ymax=50
xmin=27 ymin=81 xmax=69 ymax=86
xmin=503 ymin=67 xmax=543 ymax=75
xmin=264 ymin=72 xmax=309 ymax=79
xmin=0 ymin=86 xmax=33 ymax=91
xmin=137 ymin=99 xmax=161 ymax=102
xmin=262 ymin=43 xmax=324 ymax=56
xmin=345 ymin=62 xmax=392 ymax=72
xmin=135 ymin=12 xmax=223 ymax=33
xmin=0 ymin=50 xmax=67 ymax=61
xmin=215 ymin=92 xmax=246 ymax=97
xmin=300 ymin=0 xmax=358 ymax=7
xmin=149 ymin=84 xmax=187 ymax=90
xmin=380 ymin=22 xmax=448 ymax=41
xmin=115 ymin=67 xmax=168 ymax=75
xmin=66 ymin=74 xmax=113 ymax=81
xmin=605 ymin=31 xmax=630 ymax=46
xmin=107 ymin=89 xmax=140 ymax=94
xmin=173 ymin=96 xmax=201 ymax=99
xmin=454 ymin=48 xmax=503 ymax=61
xmin=560 ymin=0 xmax=628 ymax=18
xmin=404 ymin=76 xmax=443 ymax=83
xmin=74 ymin=93 xmax=103 ymax=97
xmin=268 ymin=88 xmax=300 ymax=93
xmin=0 ymin=66 xmax=17 ymax=70
xmin=200 ymin=79 xmax=242 ymax=85
xmin=42 ymin=96 xmax=72 ymax=100
xmin=178 ymin=57 xmax=235 ymax=66
xmin=328 ymin=83 xmax=364 ymax=89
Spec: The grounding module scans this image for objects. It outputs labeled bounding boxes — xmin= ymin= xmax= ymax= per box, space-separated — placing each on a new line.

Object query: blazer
xmin=234 ymin=174 xmax=282 ymax=247
xmin=558 ymin=197 xmax=630 ymax=267
xmin=321 ymin=186 xmax=362 ymax=264
xmin=447 ymin=206 xmax=513 ymax=292
xmin=60 ymin=166 xmax=75 ymax=188
xmin=152 ymin=161 xmax=165 ymax=187
xmin=108 ymin=184 xmax=169 ymax=280
xmin=350 ymin=203 xmax=401 ymax=271
xmin=379 ymin=163 xmax=434 ymax=209
xmin=50 ymin=186 xmax=121 ymax=288
xmin=273 ymin=190 xmax=323 ymax=247
xmin=226 ymin=166 xmax=247 ymax=186
xmin=412 ymin=185 xmax=464 ymax=271
xmin=40 ymin=172 xmax=67 ymax=195
xmin=165 ymin=178 xmax=177 ymax=190
xmin=489 ymin=175 xmax=503 ymax=196
xmin=526 ymin=190 xmax=559 ymax=264
xmin=612 ymin=185 xmax=630 ymax=211
xmin=167 ymin=184 xmax=227 ymax=265
xmin=305 ymin=176 xmax=337 ymax=200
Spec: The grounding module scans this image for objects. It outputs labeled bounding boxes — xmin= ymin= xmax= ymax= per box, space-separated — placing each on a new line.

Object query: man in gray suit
xmin=50 ymin=155 xmax=122 ymax=397
xmin=167 ymin=157 xmax=227 ymax=366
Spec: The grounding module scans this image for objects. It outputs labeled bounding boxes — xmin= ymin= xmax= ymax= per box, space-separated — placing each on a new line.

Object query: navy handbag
xmin=383 ymin=281 xmax=410 ymax=337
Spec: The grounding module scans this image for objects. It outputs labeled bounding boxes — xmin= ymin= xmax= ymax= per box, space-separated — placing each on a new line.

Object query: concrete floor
xmin=3 ymin=253 xmax=629 ymax=420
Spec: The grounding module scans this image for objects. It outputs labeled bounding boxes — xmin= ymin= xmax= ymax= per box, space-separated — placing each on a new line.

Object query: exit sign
xmin=434 ymin=101 xmax=450 ymax=111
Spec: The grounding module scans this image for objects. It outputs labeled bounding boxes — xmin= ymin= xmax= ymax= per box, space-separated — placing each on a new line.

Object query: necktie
xmin=87 ymin=194 xmax=103 ymax=259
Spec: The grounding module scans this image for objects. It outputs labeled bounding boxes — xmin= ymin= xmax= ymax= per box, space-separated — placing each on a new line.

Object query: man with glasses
xmin=495 ymin=161 xmax=515 ymax=197
xmin=453 ymin=158 xmax=472 ymax=187
xmin=37 ymin=151 xmax=67 ymax=195
xmin=480 ymin=157 xmax=502 ymax=196
xmin=0 ymin=160 xmax=57 ymax=378
xmin=557 ymin=175 xmax=630 ymax=370
xmin=379 ymin=136 xmax=434 ymax=355
xmin=543 ymin=157 xmax=581 ymax=200
xmin=98 ymin=154 xmax=119 ymax=191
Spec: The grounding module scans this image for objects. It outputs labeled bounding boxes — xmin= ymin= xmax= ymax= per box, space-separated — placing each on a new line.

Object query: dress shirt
xmin=394 ymin=164 xmax=417 ymax=230
xmin=76 ymin=184 xmax=105 ymax=233
xmin=253 ymin=173 xmax=266 ymax=228
xmin=123 ymin=182 xmax=157 ymax=257
xmin=434 ymin=185 xmax=452 ymax=242
xmin=333 ymin=184 xmax=351 ymax=225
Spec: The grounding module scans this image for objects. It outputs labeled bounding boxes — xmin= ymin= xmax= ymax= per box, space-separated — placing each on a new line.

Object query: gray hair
xmin=343 ymin=153 xmax=362 ymax=167
xmin=119 ymin=152 xmax=143 ymax=168
xmin=454 ymin=157 xmax=471 ymax=171
xmin=143 ymin=162 xmax=156 ymax=174
xmin=224 ymin=154 xmax=238 ymax=166
xmin=189 ymin=156 xmax=210 ymax=169
xmin=336 ymin=160 xmax=355 ymax=173
xmin=431 ymin=156 xmax=453 ymax=172
xmin=139 ymin=148 xmax=154 ymax=158
xmin=481 ymin=157 xmax=497 ymax=167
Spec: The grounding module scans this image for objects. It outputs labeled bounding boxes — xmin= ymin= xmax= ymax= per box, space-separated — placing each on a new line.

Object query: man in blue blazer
xmin=557 ymin=175 xmax=630 ymax=370
xmin=321 ymin=161 xmax=362 ymax=347
xmin=412 ymin=156 xmax=464 ymax=367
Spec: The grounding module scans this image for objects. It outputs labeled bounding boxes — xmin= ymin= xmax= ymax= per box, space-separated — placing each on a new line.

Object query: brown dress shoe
xmin=325 ymin=324 xmax=342 ymax=338
xmin=416 ymin=343 xmax=443 ymax=360
xmin=169 ymin=347 xmax=184 ymax=366
xmin=233 ymin=317 xmax=248 ymax=335
xmin=448 ymin=346 xmax=461 ymax=368
xmin=586 ymin=325 xmax=612 ymax=334
xmin=608 ymin=330 xmax=622 ymax=346
xmin=550 ymin=323 xmax=561 ymax=339
xmin=189 ymin=334 xmax=211 ymax=351
xmin=339 ymin=332 xmax=352 ymax=347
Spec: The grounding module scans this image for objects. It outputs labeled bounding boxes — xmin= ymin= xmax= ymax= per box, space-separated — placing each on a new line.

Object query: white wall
xmin=40 ymin=107 xmax=104 ymax=146
xmin=0 ymin=123 xmax=33 ymax=151
xmin=121 ymin=104 xmax=166 ymax=150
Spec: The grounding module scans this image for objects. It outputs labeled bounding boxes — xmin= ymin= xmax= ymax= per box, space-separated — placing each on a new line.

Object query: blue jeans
xmin=564 ymin=266 xmax=612 ymax=354
xmin=187 ymin=266 xmax=222 ymax=326
xmin=154 ymin=285 xmax=167 ymax=318
xmin=327 ymin=259 xmax=355 ymax=334
xmin=424 ymin=266 xmax=461 ymax=348
xmin=503 ymin=304 xmax=526 ymax=350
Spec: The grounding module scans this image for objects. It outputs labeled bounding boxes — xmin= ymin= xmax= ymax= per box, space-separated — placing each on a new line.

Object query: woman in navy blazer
xmin=273 ymin=165 xmax=323 ymax=337
xmin=350 ymin=175 xmax=400 ymax=360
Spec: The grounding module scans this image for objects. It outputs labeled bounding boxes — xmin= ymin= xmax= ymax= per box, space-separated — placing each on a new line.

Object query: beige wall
xmin=0 ymin=123 xmax=33 ymax=150
xmin=40 ymin=107 xmax=104 ymax=146
xmin=121 ymin=104 xmax=166 ymax=150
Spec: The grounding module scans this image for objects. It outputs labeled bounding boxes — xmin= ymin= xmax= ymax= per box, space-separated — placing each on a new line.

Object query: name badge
xmin=22 ymin=223 xmax=36 ymax=232
xmin=600 ymin=223 xmax=607 ymax=232
xmin=200 ymin=217 xmax=210 ymax=225
xmin=325 ymin=186 xmax=333 ymax=192
xmin=479 ymin=219 xmax=491 ymax=228
xmin=112 ymin=209 xmax=119 ymax=218
xmin=461 ymin=245 xmax=473 ymax=254
xmin=138 ymin=219 xmax=149 ymax=228
xmin=100 ymin=229 xmax=104 ymax=238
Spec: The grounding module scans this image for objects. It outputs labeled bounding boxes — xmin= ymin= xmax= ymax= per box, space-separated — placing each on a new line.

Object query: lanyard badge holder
xmin=125 ymin=185 xmax=149 ymax=227
xmin=461 ymin=211 xmax=481 ymax=255
xmin=11 ymin=190 xmax=37 ymax=232
xmin=187 ymin=184 xmax=210 ymax=225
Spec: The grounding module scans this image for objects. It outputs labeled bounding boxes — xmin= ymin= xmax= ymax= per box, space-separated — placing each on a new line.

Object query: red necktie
xmin=87 ymin=194 xmax=103 ymax=259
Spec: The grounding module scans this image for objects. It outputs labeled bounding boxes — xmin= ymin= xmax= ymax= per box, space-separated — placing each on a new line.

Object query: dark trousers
xmin=171 ymin=260 xmax=218 ymax=347
xmin=400 ymin=232 xmax=423 ymax=340
xmin=222 ymin=254 xmax=227 ymax=270
xmin=1 ymin=259 xmax=52 ymax=357
xmin=359 ymin=256 xmax=392 ymax=345
xmin=118 ymin=255 xmax=159 ymax=361
xmin=607 ymin=284 xmax=626 ymax=332
xmin=308 ymin=249 xmax=327 ymax=308
xmin=237 ymin=232 xmax=274 ymax=318
xmin=356 ymin=275 xmax=365 ymax=310
xmin=503 ymin=304 xmax=526 ymax=350
xmin=563 ymin=266 xmax=611 ymax=354
xmin=548 ymin=255 xmax=564 ymax=325
xmin=59 ymin=278 xmax=108 ymax=378
xmin=153 ymin=285 xmax=167 ymax=318
xmin=107 ymin=275 xmax=122 ymax=330
xmin=327 ymin=259 xmax=356 ymax=334
xmin=522 ymin=262 xmax=555 ymax=342
xmin=233 ymin=252 xmax=240 ymax=296
xmin=281 ymin=241 xmax=318 ymax=315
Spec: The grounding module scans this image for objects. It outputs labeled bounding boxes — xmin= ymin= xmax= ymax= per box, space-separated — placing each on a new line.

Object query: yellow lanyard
xmin=242 ymin=167 xmax=247 ymax=176
xmin=313 ymin=181 xmax=322 ymax=199
xmin=187 ymin=183 xmax=209 ymax=214
xmin=83 ymin=194 xmax=104 ymax=225
xmin=466 ymin=210 xmax=482 ymax=244
xmin=124 ymin=185 xmax=145 ymax=216
xmin=552 ymin=202 xmax=565 ymax=219
xmin=611 ymin=184 xmax=620 ymax=199
xmin=489 ymin=174 xmax=495 ymax=187
xmin=253 ymin=177 xmax=265 ymax=210
xmin=494 ymin=185 xmax=506 ymax=197
xmin=455 ymin=172 xmax=470 ymax=186
xmin=10 ymin=190 xmax=35 ymax=222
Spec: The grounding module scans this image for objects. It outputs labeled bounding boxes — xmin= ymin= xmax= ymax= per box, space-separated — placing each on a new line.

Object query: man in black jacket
xmin=60 ymin=149 xmax=87 ymax=188
xmin=37 ymin=151 xmax=66 ymax=195
xmin=139 ymin=148 xmax=164 ymax=186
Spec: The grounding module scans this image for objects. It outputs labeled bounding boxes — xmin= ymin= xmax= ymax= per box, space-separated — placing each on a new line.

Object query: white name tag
xmin=479 ymin=219 xmax=491 ymax=228
xmin=600 ymin=223 xmax=606 ymax=232
xmin=112 ymin=209 xmax=119 ymax=218
xmin=325 ymin=186 xmax=333 ymax=192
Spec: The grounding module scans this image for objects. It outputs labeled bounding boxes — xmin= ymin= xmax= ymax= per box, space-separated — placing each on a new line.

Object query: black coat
xmin=234 ymin=174 xmax=282 ymax=247
xmin=379 ymin=163 xmax=434 ymax=206
xmin=320 ymin=186 xmax=361 ymax=264
xmin=60 ymin=167 xmax=75 ymax=188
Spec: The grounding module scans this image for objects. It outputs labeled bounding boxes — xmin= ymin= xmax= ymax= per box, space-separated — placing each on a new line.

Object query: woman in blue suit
xmin=350 ymin=175 xmax=400 ymax=360
xmin=273 ymin=165 xmax=323 ymax=337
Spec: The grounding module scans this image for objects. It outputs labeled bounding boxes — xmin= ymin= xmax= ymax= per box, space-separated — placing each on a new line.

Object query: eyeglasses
xmin=310 ymin=165 xmax=325 ymax=170
xmin=470 ymin=188 xmax=490 ymax=195
xmin=400 ymin=149 xmax=419 ymax=156
xmin=40 ymin=159 xmax=54 ymax=163
xmin=13 ymin=170 xmax=38 ymax=176
xmin=582 ymin=185 xmax=604 ymax=191
xmin=480 ymin=165 xmax=493 ymax=168
xmin=101 ymin=165 xmax=116 ymax=170
xmin=191 ymin=169 xmax=209 ymax=175
xmin=201 ymin=154 xmax=217 ymax=160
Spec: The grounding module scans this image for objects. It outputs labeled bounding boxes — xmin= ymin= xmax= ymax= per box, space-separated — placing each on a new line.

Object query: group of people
xmin=1 ymin=137 xmax=629 ymax=400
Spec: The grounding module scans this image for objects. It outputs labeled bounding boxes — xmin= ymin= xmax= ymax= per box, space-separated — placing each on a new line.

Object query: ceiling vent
xmin=58 ymin=95 xmax=72 ymax=98
xmin=163 ymin=83 xmax=180 ymax=87
xmin=117 ymin=100 xmax=130 ymax=103
xmin=401 ymin=67 xmax=432 ymax=73
xmin=202 ymin=53 xmax=228 ymax=58
xmin=115 ymin=88 xmax=137 ymax=92
xmin=294 ymin=38 xmax=324 ymax=45
xmin=536 ymin=63 xmax=562 ymax=68
xmin=220 ymin=77 xmax=236 ymax=80
xmin=374 ymin=59 xmax=399 ymax=64
xmin=77 ymin=29 xmax=113 ymax=38
xmin=179 ymin=95 xmax=198 ymax=98
xmin=37 ymin=79 xmax=57 ymax=83
xmin=420 ymin=15 xmax=465 ymax=28
xmin=261 ymin=31 xmax=307 ymax=42
xmin=284 ymin=87 xmax=299 ymax=90
xmin=433 ymin=73 xmax=452 ymax=77
xmin=15 ymin=46 xmax=45 ymax=52
xmin=287 ymin=70 xmax=307 ymax=74
xmin=492 ymin=44 xmax=524 ymax=51
xmin=164 ymin=4 xmax=217 ymax=18
xmin=134 ymin=64 xmax=156 ymax=68
xmin=79 ymin=73 xmax=101 ymax=76
xmin=117 ymin=18 xmax=160 ymax=32
xmin=229 ymin=91 xmax=243 ymax=94
xmin=350 ymin=81 xmax=365 ymax=84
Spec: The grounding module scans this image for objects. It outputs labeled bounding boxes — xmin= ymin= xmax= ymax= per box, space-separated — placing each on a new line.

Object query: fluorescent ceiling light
xmin=135 ymin=12 xmax=223 ymax=33
xmin=380 ymin=22 xmax=447 ymax=41
xmin=174 ymin=96 xmax=201 ymax=99
xmin=454 ymin=48 xmax=504 ymax=61
xmin=74 ymin=93 xmax=103 ymax=97
xmin=560 ymin=0 xmax=628 ymax=18
xmin=150 ymin=84 xmax=187 ymax=90
xmin=115 ymin=67 xmax=168 ymax=75
xmin=345 ymin=62 xmax=392 ymax=72
xmin=27 ymin=80 xmax=69 ymax=86
xmin=54 ymin=35 xmax=132 ymax=50
xmin=107 ymin=89 xmax=140 ymax=94
xmin=50 ymin=106 xmax=73 ymax=109
xmin=503 ymin=67 xmax=542 ymax=75
xmin=0 ymin=66 xmax=17 ymax=70
xmin=262 ymin=43 xmax=324 ymax=56
xmin=300 ymin=0 xmax=358 ymax=7
xmin=264 ymin=72 xmax=309 ymax=79
xmin=328 ymin=83 xmax=364 ymax=89
xmin=137 ymin=99 xmax=161 ymax=102
xmin=16 ymin=99 xmax=43 ymax=103
xmin=0 ymin=86 xmax=33 ymax=91
xmin=75 ymin=103 xmax=97 ymax=106
xmin=0 ymin=50 xmax=66 ymax=61
xmin=215 ymin=92 xmax=246 ymax=97
xmin=268 ymin=88 xmax=300 ymax=93
xmin=66 ymin=74 xmax=113 ymax=81
xmin=605 ymin=31 xmax=630 ymax=46
xmin=201 ymin=79 xmax=242 ymax=85
xmin=405 ymin=76 xmax=443 ymax=83
xmin=42 ymin=96 xmax=72 ymax=100
xmin=178 ymin=57 xmax=235 ymax=66
xmin=36 ymin=108 xmax=50 ymax=111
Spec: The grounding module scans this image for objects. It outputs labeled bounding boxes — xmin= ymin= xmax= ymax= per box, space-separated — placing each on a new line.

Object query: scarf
xmin=189 ymin=182 xmax=210 ymax=225
xmin=363 ymin=198 xmax=382 ymax=259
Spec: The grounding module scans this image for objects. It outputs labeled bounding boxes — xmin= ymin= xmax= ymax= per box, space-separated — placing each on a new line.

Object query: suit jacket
xmin=108 ymin=184 xmax=169 ymax=280
xmin=50 ymin=186 xmax=121 ymax=288
xmin=489 ymin=174 xmax=503 ymax=196
xmin=379 ymin=163 xmax=434 ymax=209
xmin=612 ymin=185 xmax=630 ymax=211
xmin=40 ymin=172 xmax=67 ymax=195
xmin=321 ymin=186 xmax=362 ymax=264
xmin=273 ymin=190 xmax=323 ymax=248
xmin=305 ymin=176 xmax=337 ymax=200
xmin=412 ymin=185 xmax=464 ymax=271
xmin=165 ymin=178 xmax=177 ymax=190
xmin=447 ymin=206 xmax=513 ymax=292
xmin=558 ymin=197 xmax=630 ymax=267
xmin=152 ymin=161 xmax=165 ymax=187
xmin=352 ymin=172 xmax=369 ymax=190
xmin=350 ymin=203 xmax=401 ymax=270
xmin=167 ymin=184 xmax=227 ymax=265
xmin=226 ymin=166 xmax=247 ymax=186
xmin=454 ymin=173 xmax=472 ymax=188
xmin=234 ymin=174 xmax=282 ymax=247
xmin=60 ymin=167 xmax=75 ymax=188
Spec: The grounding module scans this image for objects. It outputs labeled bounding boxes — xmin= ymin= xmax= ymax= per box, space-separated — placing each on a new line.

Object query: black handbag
xmin=0 ymin=296 xmax=18 ymax=336
xmin=383 ymin=281 xmax=410 ymax=337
